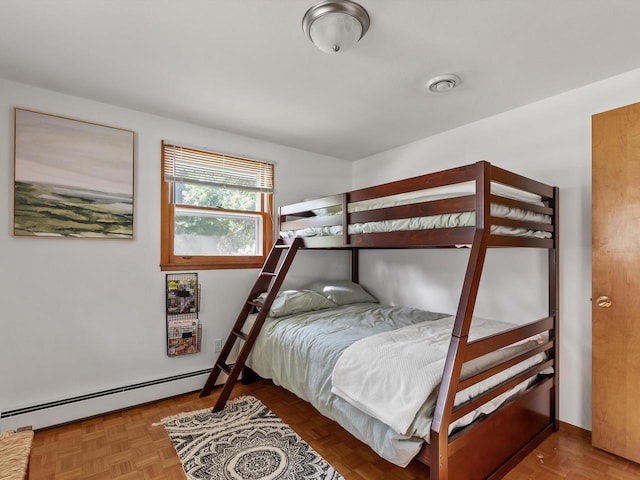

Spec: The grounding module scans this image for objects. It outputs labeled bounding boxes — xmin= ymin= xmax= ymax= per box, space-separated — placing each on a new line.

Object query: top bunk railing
xmin=278 ymin=161 xmax=557 ymax=249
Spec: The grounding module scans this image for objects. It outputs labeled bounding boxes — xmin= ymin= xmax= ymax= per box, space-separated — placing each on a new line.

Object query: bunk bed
xmin=202 ymin=160 xmax=559 ymax=480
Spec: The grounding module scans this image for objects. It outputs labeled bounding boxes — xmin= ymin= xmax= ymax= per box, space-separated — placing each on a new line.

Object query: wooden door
xmin=592 ymin=102 xmax=640 ymax=463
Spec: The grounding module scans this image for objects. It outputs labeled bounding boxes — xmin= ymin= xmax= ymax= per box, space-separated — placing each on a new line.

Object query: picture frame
xmin=13 ymin=108 xmax=135 ymax=238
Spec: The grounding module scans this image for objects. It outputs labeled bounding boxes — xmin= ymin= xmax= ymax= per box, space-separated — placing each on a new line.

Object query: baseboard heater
xmin=1 ymin=368 xmax=212 ymax=419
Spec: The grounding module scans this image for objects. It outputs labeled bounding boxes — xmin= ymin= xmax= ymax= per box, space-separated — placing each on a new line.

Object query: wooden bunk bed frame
xmin=202 ymin=160 xmax=559 ymax=480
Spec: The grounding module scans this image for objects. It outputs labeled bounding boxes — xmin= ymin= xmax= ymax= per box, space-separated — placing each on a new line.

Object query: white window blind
xmin=163 ymin=143 xmax=274 ymax=194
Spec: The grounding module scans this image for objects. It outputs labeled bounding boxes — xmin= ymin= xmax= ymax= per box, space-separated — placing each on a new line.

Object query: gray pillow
xmin=306 ymin=280 xmax=378 ymax=306
xmin=256 ymin=289 xmax=338 ymax=317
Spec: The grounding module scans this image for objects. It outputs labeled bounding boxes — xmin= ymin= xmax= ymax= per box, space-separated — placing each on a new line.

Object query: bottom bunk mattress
xmin=245 ymin=303 xmax=546 ymax=467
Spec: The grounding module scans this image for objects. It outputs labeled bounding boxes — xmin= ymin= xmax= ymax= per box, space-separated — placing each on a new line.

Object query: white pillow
xmin=256 ymin=289 xmax=337 ymax=317
xmin=306 ymin=280 xmax=378 ymax=306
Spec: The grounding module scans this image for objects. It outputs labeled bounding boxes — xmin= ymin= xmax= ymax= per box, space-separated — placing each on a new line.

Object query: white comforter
xmin=331 ymin=315 xmax=546 ymax=436
xmin=245 ymin=304 xmax=449 ymax=466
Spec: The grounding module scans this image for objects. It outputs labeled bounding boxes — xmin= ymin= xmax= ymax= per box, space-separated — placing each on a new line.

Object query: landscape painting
xmin=13 ymin=109 xmax=135 ymax=238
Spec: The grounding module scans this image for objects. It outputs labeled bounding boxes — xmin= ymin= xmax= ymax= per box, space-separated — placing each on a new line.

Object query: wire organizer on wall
xmin=166 ymin=273 xmax=201 ymax=357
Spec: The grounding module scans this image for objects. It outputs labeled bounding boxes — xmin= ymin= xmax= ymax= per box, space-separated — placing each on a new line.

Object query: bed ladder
xmin=199 ymin=237 xmax=304 ymax=411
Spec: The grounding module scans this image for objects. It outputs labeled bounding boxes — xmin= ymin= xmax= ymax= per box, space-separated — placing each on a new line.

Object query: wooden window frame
xmin=161 ymin=142 xmax=273 ymax=271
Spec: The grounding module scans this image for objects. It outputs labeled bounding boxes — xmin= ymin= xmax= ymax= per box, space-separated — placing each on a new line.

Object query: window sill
xmin=160 ymin=257 xmax=266 ymax=271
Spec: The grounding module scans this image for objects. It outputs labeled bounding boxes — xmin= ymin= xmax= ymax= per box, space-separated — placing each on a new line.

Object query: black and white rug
xmin=157 ymin=395 xmax=344 ymax=480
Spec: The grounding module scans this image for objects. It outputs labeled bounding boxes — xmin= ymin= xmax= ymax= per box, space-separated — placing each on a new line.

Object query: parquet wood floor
xmin=29 ymin=380 xmax=640 ymax=479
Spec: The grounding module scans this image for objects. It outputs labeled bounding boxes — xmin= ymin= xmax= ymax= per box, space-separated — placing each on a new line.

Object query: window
xmin=161 ymin=142 xmax=274 ymax=270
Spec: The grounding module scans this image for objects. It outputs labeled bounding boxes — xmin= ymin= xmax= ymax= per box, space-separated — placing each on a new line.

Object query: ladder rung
xmin=217 ymin=362 xmax=232 ymax=375
xmin=199 ymin=237 xmax=301 ymax=402
xmin=232 ymin=329 xmax=248 ymax=341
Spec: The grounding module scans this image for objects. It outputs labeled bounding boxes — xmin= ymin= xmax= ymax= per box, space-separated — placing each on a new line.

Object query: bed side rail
xmin=349 ymin=161 xmax=555 ymax=205
xmin=451 ymin=358 xmax=554 ymax=423
xmin=487 ymin=165 xmax=557 ymax=248
xmin=279 ymin=194 xmax=344 ymax=217
xmin=489 ymin=164 xmax=555 ymax=200
xmin=449 ymin=316 xmax=556 ymax=424
xmin=489 ymin=213 xmax=554 ymax=233
xmin=280 ymin=213 xmax=342 ymax=232
xmin=278 ymin=164 xmax=480 ymax=241
xmin=489 ymin=195 xmax=554 ymax=216
xmin=347 ymin=161 xmax=556 ymax=249
xmin=349 ymin=163 xmax=478 ymax=203
xmin=464 ymin=317 xmax=553 ymax=361
xmin=279 ymin=194 xmax=344 ymax=229
xmin=277 ymin=162 xmax=557 ymax=249
xmin=349 ymin=195 xmax=476 ymax=224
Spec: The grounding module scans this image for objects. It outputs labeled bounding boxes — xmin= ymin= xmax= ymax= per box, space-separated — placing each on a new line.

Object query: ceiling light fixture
xmin=302 ymin=0 xmax=370 ymax=54
xmin=426 ymin=74 xmax=461 ymax=93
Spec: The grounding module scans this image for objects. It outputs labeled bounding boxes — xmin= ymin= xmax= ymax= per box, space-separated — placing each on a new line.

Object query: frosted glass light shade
xmin=309 ymin=12 xmax=363 ymax=53
xmin=302 ymin=0 xmax=370 ymax=54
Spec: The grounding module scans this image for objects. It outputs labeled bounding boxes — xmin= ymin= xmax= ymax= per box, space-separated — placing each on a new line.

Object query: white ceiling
xmin=2 ymin=0 xmax=640 ymax=160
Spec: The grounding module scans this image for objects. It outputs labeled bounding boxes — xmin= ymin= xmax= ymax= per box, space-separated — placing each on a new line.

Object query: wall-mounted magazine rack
xmin=166 ymin=273 xmax=201 ymax=357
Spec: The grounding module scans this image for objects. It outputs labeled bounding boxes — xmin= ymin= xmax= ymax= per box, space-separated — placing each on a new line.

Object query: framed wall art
xmin=13 ymin=108 xmax=135 ymax=238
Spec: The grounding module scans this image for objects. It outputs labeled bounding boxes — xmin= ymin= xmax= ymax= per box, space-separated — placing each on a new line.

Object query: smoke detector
xmin=426 ymin=74 xmax=461 ymax=93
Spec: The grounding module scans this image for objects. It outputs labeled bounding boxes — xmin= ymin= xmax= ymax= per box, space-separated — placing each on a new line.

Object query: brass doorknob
xmin=596 ymin=295 xmax=612 ymax=308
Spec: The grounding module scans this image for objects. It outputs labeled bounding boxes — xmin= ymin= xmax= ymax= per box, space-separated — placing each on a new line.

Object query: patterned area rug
xmin=157 ymin=395 xmax=344 ymax=480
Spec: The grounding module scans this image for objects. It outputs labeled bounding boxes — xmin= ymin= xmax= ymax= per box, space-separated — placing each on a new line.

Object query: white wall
xmin=352 ymin=67 xmax=640 ymax=431
xmin=0 ymin=78 xmax=352 ymax=429
xmin=5 ymin=66 xmax=638 ymax=433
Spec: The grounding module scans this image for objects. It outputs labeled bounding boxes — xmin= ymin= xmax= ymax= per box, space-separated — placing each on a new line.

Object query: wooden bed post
xmin=430 ymin=230 xmax=489 ymax=478
xmin=549 ymin=186 xmax=560 ymax=431
xmin=342 ymin=192 xmax=349 ymax=246
xmin=351 ymin=248 xmax=359 ymax=284
xmin=430 ymin=162 xmax=491 ymax=479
